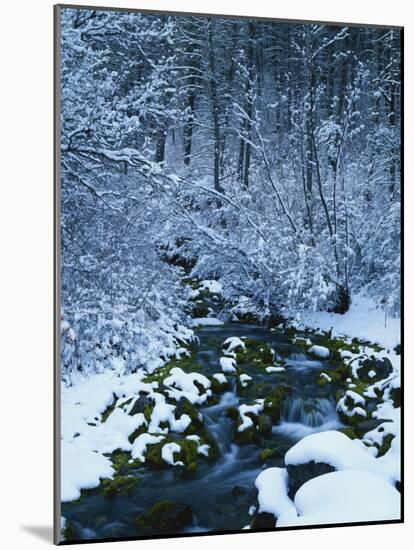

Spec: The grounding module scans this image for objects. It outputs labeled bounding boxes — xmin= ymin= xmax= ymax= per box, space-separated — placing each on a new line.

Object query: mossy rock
xmin=250 ymin=511 xmax=275 ymax=529
xmin=321 ymin=335 xmax=360 ymax=359
xmin=258 ymin=447 xmax=282 ymax=463
xmin=236 ymin=343 xmax=274 ymax=367
xmin=356 ymin=356 xmax=393 ymax=383
xmin=225 ymin=407 xmax=239 ymax=421
xmin=338 ymin=426 xmax=358 ymax=440
xmin=107 ymin=450 xmax=141 ymax=475
xmin=337 ymin=407 xmax=367 ymax=427
xmin=263 ymin=385 xmax=292 ymax=422
xmin=210 ymin=377 xmax=230 ymax=394
xmin=136 ymin=501 xmax=193 ymax=533
xmin=389 ymin=387 xmax=401 ymax=407
xmin=175 ymin=397 xmax=204 ymax=433
xmin=143 ymin=351 xmax=200 ymax=383
xmin=101 ymin=393 xmax=117 ymax=422
xmin=61 ymin=519 xmax=77 ymax=542
xmin=100 ymin=474 xmax=139 ymax=498
xmin=234 ymin=425 xmax=258 ymax=445
xmin=257 ymin=413 xmax=272 ymax=436
xmin=376 ymin=433 xmax=395 ymax=457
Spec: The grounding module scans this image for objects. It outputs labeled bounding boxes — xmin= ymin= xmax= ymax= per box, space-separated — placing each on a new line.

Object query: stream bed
xmin=62 ymin=322 xmax=344 ymax=540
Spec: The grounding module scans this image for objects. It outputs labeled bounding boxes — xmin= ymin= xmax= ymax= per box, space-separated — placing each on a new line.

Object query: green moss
xmin=234 ymin=425 xmax=258 ymax=445
xmin=225 ymin=407 xmax=239 ymax=421
xmin=101 ymin=393 xmax=117 ymax=422
xmin=62 ymin=519 xmax=76 ymax=541
xmin=263 ymin=385 xmax=291 ymax=422
xmin=236 ymin=342 xmax=274 ymax=368
xmin=101 ymin=474 xmax=139 ymax=498
xmin=107 ymin=450 xmax=141 ymax=474
xmin=313 ymin=335 xmax=360 ymax=362
xmin=136 ymin=500 xmax=193 ymax=532
xmin=338 ymin=427 xmax=358 ymax=439
xmin=258 ymin=447 xmax=281 ymax=463
xmin=143 ymin=351 xmax=200 ymax=384
xmin=210 ymin=376 xmax=230 ymax=394
xmin=376 ymin=433 xmax=395 ymax=457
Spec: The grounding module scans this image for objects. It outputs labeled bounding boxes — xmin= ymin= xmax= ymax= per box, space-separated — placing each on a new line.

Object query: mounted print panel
xmin=54 ymin=4 xmax=403 ymax=544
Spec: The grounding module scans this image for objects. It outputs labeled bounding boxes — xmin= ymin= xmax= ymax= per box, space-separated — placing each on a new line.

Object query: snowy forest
xmin=58 ymin=7 xmax=402 ymax=542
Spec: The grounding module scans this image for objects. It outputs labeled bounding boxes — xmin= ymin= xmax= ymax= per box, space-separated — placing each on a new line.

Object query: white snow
xmin=161 ymin=442 xmax=184 ymax=466
xmin=212 ymin=373 xmax=227 ymax=384
xmin=164 ymin=367 xmax=211 ymax=404
xmin=285 ymin=430 xmax=390 ymax=481
xmin=61 ymin=441 xmax=115 ymax=502
xmin=239 ymin=373 xmax=252 ymax=387
xmin=320 ymin=372 xmax=332 ymax=382
xmin=193 ymin=317 xmax=224 ymax=326
xmin=255 ymin=468 xmax=297 ymax=524
xmin=220 ymin=356 xmax=237 ymax=373
xmin=185 ymin=434 xmax=210 ymax=457
xmin=266 ymin=366 xmax=286 ymax=373
xmin=308 ymin=345 xmax=330 ymax=359
xmin=148 ymin=401 xmax=191 ymax=433
xmin=238 ymin=400 xmax=264 ymax=432
xmin=200 ymin=279 xmax=223 ymax=294
xmin=223 ymin=336 xmax=246 ymax=353
xmin=294 ymin=294 xmax=400 ymax=349
xmin=278 ymin=470 xmax=400 ymax=526
xmin=131 ymin=433 xmax=165 ymax=462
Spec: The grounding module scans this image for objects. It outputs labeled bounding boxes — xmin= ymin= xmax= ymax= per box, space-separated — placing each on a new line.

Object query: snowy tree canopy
xmin=59 ymin=8 xmax=401 ymax=380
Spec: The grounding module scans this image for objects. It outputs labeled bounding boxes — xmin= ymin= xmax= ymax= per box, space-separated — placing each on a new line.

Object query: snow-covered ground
xmin=293 ymin=294 xmax=400 ymax=350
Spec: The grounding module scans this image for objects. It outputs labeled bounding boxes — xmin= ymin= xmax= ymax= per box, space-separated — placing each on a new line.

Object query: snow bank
xmin=285 ymin=430 xmax=389 ymax=480
xmin=193 ymin=317 xmax=224 ymax=326
xmin=279 ymin=470 xmax=400 ymax=526
xmin=61 ymin=441 xmax=115 ymax=502
xmin=294 ymin=294 xmax=400 ymax=349
xmin=255 ymin=468 xmax=297 ymax=525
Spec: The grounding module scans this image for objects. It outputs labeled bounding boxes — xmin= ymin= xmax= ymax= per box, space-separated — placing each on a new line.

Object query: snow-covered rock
xmin=222 ymin=336 xmax=246 ymax=353
xmin=220 ymin=356 xmax=237 ymax=373
xmin=308 ymin=345 xmax=330 ymax=359
xmin=163 ymin=367 xmax=211 ymax=405
xmin=161 ymin=442 xmax=184 ymax=466
xmin=131 ymin=434 xmax=165 ymax=462
xmin=278 ymin=470 xmax=400 ymax=526
xmin=285 ymin=430 xmax=389 ymax=481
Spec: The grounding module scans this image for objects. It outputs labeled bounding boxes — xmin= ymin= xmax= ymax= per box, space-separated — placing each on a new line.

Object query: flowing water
xmin=61 ymin=322 xmax=343 ymax=540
